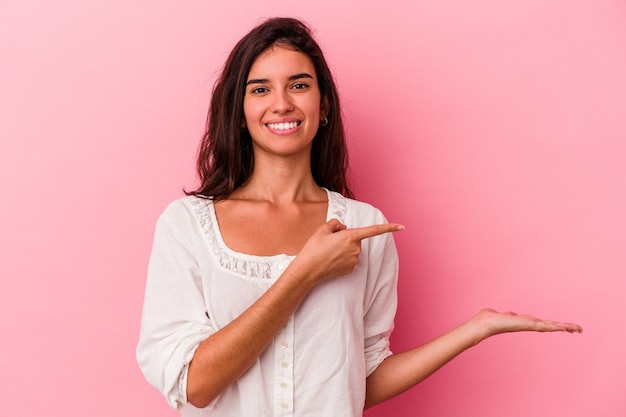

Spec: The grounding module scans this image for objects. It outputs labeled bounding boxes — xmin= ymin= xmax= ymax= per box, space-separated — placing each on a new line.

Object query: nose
xmin=270 ymin=90 xmax=294 ymax=114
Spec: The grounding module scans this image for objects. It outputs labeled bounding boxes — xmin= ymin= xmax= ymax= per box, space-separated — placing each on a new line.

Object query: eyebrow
xmin=246 ymin=72 xmax=314 ymax=85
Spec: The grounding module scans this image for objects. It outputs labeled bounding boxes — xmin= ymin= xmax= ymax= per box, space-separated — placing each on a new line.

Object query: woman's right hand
xmin=292 ymin=218 xmax=404 ymax=284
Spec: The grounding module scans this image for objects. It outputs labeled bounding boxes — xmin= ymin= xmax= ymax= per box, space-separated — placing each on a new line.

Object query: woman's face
xmin=243 ymin=45 xmax=325 ymax=161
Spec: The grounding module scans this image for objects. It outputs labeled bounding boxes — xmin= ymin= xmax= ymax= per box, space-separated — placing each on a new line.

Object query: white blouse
xmin=137 ymin=190 xmax=399 ymax=417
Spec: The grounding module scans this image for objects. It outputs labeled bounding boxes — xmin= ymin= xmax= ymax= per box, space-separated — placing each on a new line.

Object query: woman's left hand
xmin=472 ymin=308 xmax=583 ymax=338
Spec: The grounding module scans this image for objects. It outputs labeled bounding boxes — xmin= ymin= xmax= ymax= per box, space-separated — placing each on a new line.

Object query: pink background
xmin=1 ymin=1 xmax=624 ymax=416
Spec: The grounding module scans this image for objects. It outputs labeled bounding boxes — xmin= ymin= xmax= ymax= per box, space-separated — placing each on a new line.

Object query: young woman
xmin=137 ymin=17 xmax=582 ymax=417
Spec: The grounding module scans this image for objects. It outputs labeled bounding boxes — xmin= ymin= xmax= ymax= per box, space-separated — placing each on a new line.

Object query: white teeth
xmin=267 ymin=121 xmax=299 ymax=130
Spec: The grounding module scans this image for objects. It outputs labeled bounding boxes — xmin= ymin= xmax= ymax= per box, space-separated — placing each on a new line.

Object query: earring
xmin=320 ymin=117 xmax=328 ymax=127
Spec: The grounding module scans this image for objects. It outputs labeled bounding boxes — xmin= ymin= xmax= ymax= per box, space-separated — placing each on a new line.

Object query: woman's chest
xmin=199 ymin=258 xmax=367 ymax=330
xmin=214 ymin=200 xmax=328 ymax=256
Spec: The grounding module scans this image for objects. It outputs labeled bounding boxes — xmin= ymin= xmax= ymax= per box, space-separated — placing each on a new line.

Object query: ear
xmin=320 ymin=96 xmax=330 ymax=120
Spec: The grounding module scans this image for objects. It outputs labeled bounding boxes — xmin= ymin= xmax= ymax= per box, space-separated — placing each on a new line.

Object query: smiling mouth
xmin=265 ymin=121 xmax=301 ymax=131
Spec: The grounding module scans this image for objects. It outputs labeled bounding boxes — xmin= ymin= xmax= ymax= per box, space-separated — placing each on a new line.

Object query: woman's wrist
xmin=466 ymin=309 xmax=498 ymax=345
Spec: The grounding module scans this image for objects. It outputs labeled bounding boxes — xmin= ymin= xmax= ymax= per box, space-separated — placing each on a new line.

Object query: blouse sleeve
xmin=136 ymin=201 xmax=216 ymax=409
xmin=361 ymin=209 xmax=399 ymax=377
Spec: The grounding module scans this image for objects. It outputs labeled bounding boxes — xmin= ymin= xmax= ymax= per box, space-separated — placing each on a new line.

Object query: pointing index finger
xmin=349 ymin=223 xmax=405 ymax=241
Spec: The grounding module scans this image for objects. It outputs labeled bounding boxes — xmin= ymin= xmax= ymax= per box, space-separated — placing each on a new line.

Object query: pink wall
xmin=1 ymin=1 xmax=624 ymax=416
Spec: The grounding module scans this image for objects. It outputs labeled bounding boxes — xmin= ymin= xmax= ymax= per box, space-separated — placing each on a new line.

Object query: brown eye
xmin=292 ymin=83 xmax=308 ymax=90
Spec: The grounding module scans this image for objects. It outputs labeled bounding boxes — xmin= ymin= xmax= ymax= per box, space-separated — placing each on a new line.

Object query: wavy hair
xmin=187 ymin=17 xmax=352 ymax=200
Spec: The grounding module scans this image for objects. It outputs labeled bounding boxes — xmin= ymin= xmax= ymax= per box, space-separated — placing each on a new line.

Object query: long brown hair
xmin=187 ymin=17 xmax=352 ymax=200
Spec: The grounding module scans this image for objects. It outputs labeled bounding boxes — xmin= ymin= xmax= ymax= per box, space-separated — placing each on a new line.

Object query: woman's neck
xmin=231 ymin=155 xmax=325 ymax=204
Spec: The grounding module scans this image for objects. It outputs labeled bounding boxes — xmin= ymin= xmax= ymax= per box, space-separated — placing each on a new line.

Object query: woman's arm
xmin=364 ymin=308 xmax=582 ymax=409
xmin=186 ymin=258 xmax=316 ymax=407
xmin=187 ymin=220 xmax=404 ymax=408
